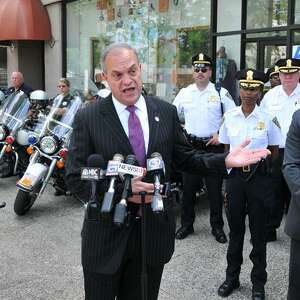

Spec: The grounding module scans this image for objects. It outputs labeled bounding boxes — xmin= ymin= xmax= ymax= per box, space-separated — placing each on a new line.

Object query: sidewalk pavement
xmin=0 ymin=176 xmax=289 ymax=300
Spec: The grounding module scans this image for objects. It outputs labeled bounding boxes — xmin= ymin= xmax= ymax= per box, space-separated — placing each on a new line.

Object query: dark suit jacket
xmin=65 ymin=95 xmax=226 ymax=274
xmin=283 ymin=109 xmax=300 ymax=240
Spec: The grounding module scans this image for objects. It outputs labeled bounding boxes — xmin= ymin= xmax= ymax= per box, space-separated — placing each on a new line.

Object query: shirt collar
xmin=279 ymin=83 xmax=300 ymax=97
xmin=237 ymin=105 xmax=260 ymax=118
xmin=112 ymin=94 xmax=146 ymax=115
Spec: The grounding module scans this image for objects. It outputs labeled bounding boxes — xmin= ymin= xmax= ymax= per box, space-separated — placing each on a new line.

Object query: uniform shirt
xmin=260 ymin=84 xmax=300 ymax=148
xmin=173 ymin=82 xmax=235 ymax=137
xmin=219 ymin=105 xmax=281 ymax=151
xmin=112 ymin=94 xmax=149 ymax=154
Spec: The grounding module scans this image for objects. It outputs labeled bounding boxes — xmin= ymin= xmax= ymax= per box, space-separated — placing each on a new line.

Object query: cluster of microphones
xmin=81 ymin=152 xmax=165 ymax=227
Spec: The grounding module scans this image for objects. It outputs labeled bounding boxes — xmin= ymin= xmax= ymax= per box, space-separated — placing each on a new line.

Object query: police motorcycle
xmin=14 ymin=93 xmax=83 ymax=215
xmin=0 ymin=91 xmax=32 ymax=177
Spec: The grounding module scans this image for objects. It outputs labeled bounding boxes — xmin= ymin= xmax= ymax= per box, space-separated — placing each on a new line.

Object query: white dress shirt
xmin=173 ymin=82 xmax=236 ymax=137
xmin=219 ymin=105 xmax=281 ymax=150
xmin=260 ymin=84 xmax=300 ymax=148
xmin=112 ymin=95 xmax=149 ymax=153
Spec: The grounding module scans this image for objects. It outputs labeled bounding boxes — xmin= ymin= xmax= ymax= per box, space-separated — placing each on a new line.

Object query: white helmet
xmin=30 ymin=90 xmax=48 ymax=101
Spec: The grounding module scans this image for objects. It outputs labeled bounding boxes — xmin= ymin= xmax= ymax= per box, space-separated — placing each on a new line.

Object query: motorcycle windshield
xmin=46 ymin=95 xmax=83 ymax=141
xmin=0 ymin=91 xmax=30 ymax=132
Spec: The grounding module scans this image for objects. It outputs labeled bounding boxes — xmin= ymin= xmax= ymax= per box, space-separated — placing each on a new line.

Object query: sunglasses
xmin=194 ymin=67 xmax=209 ymax=73
xmin=58 ymin=85 xmax=67 ymax=88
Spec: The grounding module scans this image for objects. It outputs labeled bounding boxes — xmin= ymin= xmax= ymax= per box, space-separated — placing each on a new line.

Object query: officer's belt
xmin=233 ymin=160 xmax=268 ymax=182
xmin=189 ymin=134 xmax=211 ymax=143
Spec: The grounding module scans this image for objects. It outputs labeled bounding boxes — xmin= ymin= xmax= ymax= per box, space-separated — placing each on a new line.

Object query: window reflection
xmin=247 ymin=0 xmax=287 ymax=29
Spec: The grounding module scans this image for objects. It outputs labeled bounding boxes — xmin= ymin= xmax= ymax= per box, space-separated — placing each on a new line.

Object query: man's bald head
xmin=11 ymin=71 xmax=24 ymax=90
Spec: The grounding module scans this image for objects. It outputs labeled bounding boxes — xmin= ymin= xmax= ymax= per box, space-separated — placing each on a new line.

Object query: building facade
xmin=1 ymin=0 xmax=300 ymax=100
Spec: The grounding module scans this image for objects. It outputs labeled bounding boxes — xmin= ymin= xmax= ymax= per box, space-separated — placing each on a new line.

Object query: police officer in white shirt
xmin=173 ymin=53 xmax=236 ymax=242
xmin=218 ymin=69 xmax=280 ymax=300
xmin=260 ymin=58 xmax=300 ymax=242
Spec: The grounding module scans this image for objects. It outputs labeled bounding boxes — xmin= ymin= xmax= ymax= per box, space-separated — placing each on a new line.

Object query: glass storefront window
xmin=245 ymin=42 xmax=257 ymax=69
xmin=0 ymin=47 xmax=7 ymax=89
xmin=66 ymin=0 xmax=211 ymax=103
xmin=295 ymin=0 xmax=300 ymax=24
xmin=217 ymin=0 xmax=242 ymax=32
xmin=216 ymin=35 xmax=240 ymax=103
xmin=247 ymin=0 xmax=288 ymax=29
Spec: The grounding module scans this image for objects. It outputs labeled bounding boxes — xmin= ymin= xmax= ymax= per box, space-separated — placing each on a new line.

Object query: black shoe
xmin=175 ymin=226 xmax=194 ymax=240
xmin=266 ymin=229 xmax=277 ymax=242
xmin=218 ymin=280 xmax=240 ymax=297
xmin=212 ymin=228 xmax=227 ymax=243
xmin=54 ymin=189 xmax=65 ymax=196
xmin=252 ymin=289 xmax=265 ymax=300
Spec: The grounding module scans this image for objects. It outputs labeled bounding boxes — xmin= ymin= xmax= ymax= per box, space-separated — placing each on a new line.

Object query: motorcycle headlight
xmin=40 ymin=136 xmax=58 ymax=154
xmin=0 ymin=126 xmax=7 ymax=141
xmin=16 ymin=129 xmax=31 ymax=146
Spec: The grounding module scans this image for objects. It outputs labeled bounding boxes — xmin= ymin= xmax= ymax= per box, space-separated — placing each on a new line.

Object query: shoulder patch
xmin=272 ymin=116 xmax=281 ymax=129
xmin=225 ymin=91 xmax=233 ymax=100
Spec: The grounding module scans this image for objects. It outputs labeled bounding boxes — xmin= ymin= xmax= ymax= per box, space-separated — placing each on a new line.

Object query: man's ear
xmin=103 ymin=72 xmax=108 ymax=81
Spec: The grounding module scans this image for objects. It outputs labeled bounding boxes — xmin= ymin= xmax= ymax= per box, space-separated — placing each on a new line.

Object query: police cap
xmin=236 ymin=69 xmax=267 ymax=89
xmin=192 ymin=53 xmax=212 ymax=68
xmin=275 ymin=58 xmax=300 ymax=74
xmin=266 ymin=65 xmax=279 ymax=79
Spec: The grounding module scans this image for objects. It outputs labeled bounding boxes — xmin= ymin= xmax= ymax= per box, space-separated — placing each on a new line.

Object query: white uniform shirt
xmin=260 ymin=84 xmax=300 ymax=148
xmin=173 ymin=82 xmax=235 ymax=137
xmin=219 ymin=105 xmax=281 ymax=151
xmin=112 ymin=95 xmax=149 ymax=153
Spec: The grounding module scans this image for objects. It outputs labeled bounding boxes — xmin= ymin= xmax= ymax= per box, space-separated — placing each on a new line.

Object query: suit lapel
xmin=146 ymin=97 xmax=160 ymax=157
xmin=98 ymin=96 xmax=132 ymax=154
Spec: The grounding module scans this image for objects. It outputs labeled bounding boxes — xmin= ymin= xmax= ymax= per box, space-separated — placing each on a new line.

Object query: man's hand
xmin=225 ymin=139 xmax=271 ymax=168
xmin=206 ymin=133 xmax=220 ymax=146
xmin=128 ymin=176 xmax=154 ymax=204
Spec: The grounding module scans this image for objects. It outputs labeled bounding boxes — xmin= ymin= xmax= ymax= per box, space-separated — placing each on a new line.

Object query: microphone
xmin=101 ymin=153 xmax=124 ymax=213
xmin=215 ymin=79 xmax=222 ymax=95
xmin=81 ymin=154 xmax=106 ymax=220
xmin=113 ymin=154 xmax=138 ymax=227
xmin=147 ymin=152 xmax=165 ymax=213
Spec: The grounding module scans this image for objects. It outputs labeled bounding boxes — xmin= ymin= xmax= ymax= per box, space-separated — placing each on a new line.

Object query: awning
xmin=0 ymin=0 xmax=52 ymax=41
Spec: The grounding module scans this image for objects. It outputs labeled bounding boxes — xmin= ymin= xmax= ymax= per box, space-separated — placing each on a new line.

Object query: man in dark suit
xmin=65 ymin=43 xmax=271 ymax=300
xmin=282 ymin=109 xmax=300 ymax=300
xmin=5 ymin=71 xmax=33 ymax=97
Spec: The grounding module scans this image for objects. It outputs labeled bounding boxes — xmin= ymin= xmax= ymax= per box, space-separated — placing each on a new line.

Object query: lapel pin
xmin=155 ymin=116 xmax=159 ymax=122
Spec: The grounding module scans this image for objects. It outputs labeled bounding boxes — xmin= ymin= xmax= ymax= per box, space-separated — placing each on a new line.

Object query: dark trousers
xmin=288 ymin=238 xmax=300 ymax=300
xmin=181 ymin=172 xmax=224 ymax=230
xmin=225 ymin=172 xmax=271 ymax=290
xmin=267 ymin=149 xmax=291 ymax=231
xmin=83 ymin=221 xmax=164 ymax=300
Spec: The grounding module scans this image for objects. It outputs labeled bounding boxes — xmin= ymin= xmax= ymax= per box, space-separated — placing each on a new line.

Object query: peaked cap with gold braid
xmin=236 ymin=69 xmax=267 ymax=88
xmin=266 ymin=65 xmax=279 ymax=79
xmin=276 ymin=58 xmax=300 ymax=74
xmin=191 ymin=52 xmax=212 ymax=67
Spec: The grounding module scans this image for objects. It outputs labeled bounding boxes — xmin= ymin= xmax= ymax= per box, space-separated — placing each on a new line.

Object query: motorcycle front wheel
xmin=14 ymin=190 xmax=37 ymax=216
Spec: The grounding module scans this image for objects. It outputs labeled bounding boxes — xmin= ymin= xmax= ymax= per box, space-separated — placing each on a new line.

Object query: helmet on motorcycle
xmin=29 ymin=90 xmax=49 ymax=108
xmin=0 ymin=90 xmax=5 ymax=103
xmin=30 ymin=90 xmax=48 ymax=101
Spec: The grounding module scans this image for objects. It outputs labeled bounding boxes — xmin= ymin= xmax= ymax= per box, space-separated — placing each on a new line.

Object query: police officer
xmin=173 ymin=53 xmax=236 ymax=242
xmin=260 ymin=58 xmax=300 ymax=241
xmin=217 ymin=69 xmax=280 ymax=300
xmin=266 ymin=65 xmax=281 ymax=89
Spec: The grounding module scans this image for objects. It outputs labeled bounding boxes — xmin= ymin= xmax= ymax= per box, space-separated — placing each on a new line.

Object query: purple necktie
xmin=126 ymin=105 xmax=146 ymax=167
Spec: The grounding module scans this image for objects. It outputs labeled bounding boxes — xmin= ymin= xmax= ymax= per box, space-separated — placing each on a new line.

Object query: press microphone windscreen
xmin=87 ymin=154 xmax=106 ymax=169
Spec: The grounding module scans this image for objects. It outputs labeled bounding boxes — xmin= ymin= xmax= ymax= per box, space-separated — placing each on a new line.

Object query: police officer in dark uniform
xmin=5 ymin=71 xmax=33 ymax=97
xmin=218 ymin=69 xmax=280 ymax=300
xmin=173 ymin=53 xmax=235 ymax=242
xmin=266 ymin=65 xmax=281 ymax=89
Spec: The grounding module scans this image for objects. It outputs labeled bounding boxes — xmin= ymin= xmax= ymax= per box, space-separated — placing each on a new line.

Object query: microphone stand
xmin=140 ymin=191 xmax=148 ymax=300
